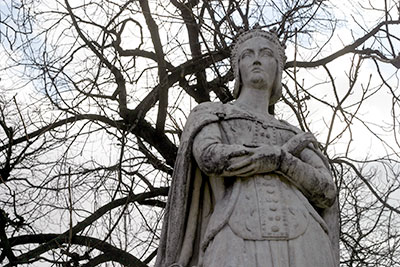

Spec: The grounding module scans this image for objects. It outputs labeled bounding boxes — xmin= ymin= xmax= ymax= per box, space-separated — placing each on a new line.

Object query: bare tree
xmin=0 ymin=0 xmax=399 ymax=266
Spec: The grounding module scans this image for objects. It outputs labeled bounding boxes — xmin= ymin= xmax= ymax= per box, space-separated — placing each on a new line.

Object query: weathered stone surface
xmin=155 ymin=28 xmax=339 ymax=267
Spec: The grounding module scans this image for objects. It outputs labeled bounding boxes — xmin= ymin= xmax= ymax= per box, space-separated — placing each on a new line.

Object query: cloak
xmin=155 ymin=102 xmax=339 ymax=267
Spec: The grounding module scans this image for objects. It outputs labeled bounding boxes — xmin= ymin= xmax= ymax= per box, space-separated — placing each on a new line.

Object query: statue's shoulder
xmin=191 ymin=101 xmax=225 ymax=114
xmin=190 ymin=102 xmax=250 ymax=120
xmin=180 ymin=102 xmax=225 ymax=144
xmin=276 ymin=119 xmax=304 ymax=134
xmin=183 ymin=102 xmax=224 ymax=132
xmin=187 ymin=101 xmax=227 ymax=121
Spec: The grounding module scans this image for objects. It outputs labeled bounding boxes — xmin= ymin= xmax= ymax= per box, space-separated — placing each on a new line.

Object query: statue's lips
xmin=251 ymin=67 xmax=263 ymax=72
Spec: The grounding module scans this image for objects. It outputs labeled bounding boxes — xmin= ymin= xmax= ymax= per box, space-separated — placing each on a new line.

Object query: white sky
xmin=0 ymin=0 xmax=399 ymax=265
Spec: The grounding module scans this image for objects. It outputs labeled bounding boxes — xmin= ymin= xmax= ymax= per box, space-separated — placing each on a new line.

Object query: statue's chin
xmin=248 ymin=77 xmax=270 ymax=90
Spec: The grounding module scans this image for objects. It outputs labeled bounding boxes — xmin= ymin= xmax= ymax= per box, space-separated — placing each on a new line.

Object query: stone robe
xmin=155 ymin=102 xmax=339 ymax=267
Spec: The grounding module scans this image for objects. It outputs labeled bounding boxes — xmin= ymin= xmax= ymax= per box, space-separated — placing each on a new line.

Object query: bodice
xmin=219 ymin=116 xmax=297 ymax=147
xmin=220 ymin=117 xmax=310 ymax=240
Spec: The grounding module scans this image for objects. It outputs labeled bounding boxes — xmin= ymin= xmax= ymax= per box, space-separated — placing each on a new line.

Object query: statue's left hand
xmin=282 ymin=132 xmax=317 ymax=157
xmin=224 ymin=145 xmax=281 ymax=176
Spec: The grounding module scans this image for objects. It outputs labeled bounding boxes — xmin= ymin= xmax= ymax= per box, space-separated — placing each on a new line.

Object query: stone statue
xmin=155 ymin=28 xmax=339 ymax=267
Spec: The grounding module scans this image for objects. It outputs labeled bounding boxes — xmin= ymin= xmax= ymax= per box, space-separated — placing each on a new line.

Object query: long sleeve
xmin=192 ymin=122 xmax=246 ymax=176
xmin=279 ymin=147 xmax=337 ymax=208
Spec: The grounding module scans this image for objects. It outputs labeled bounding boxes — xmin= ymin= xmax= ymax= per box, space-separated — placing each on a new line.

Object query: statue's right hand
xmin=223 ymin=145 xmax=281 ymax=177
xmin=227 ymin=148 xmax=251 ymax=159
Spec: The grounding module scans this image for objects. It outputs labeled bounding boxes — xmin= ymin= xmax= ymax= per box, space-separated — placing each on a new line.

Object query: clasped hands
xmin=222 ymin=132 xmax=317 ymax=177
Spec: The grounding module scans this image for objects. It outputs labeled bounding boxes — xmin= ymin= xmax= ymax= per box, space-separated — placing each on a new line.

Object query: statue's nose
xmin=253 ymin=60 xmax=261 ymax=65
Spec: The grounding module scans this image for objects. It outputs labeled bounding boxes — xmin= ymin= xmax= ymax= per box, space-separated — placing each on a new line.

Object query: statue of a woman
xmin=155 ymin=28 xmax=339 ymax=267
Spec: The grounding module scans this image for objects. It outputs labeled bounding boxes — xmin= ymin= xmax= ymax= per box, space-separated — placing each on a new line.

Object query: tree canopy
xmin=0 ymin=0 xmax=400 ymax=266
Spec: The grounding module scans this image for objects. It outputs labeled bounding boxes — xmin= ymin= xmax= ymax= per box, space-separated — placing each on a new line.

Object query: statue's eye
xmin=260 ymin=49 xmax=273 ymax=57
xmin=241 ymin=50 xmax=253 ymax=59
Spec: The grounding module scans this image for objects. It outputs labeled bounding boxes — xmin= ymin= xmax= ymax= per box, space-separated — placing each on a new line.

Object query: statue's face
xmin=238 ymin=37 xmax=278 ymax=91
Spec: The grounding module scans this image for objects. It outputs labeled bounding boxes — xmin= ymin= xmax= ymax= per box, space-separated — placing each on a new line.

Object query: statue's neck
xmin=235 ymin=87 xmax=271 ymax=115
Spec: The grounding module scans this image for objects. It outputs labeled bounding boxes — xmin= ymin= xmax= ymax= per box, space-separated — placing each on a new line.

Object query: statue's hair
xmin=231 ymin=26 xmax=287 ymax=105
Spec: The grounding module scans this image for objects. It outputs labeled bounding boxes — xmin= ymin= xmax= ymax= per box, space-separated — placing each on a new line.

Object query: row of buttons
xmin=256 ymin=176 xmax=289 ymax=238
